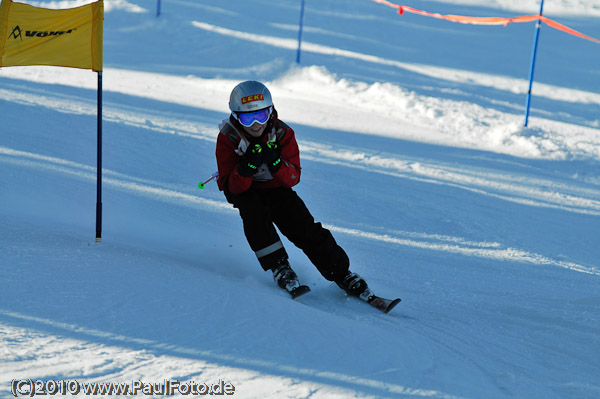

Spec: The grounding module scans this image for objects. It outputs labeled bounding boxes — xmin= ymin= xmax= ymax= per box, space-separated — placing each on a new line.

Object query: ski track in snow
xmin=2 ymin=57 xmax=600 ymax=161
xmin=1 ymin=75 xmax=599 ymax=218
xmin=190 ymin=20 xmax=600 ymax=107
xmin=2 ymin=1 xmax=599 ymax=398
xmin=1 ymin=142 xmax=597 ymax=276
xmin=1 ymin=69 xmax=599 ymax=278
xmin=1 ymin=313 xmax=463 ymax=399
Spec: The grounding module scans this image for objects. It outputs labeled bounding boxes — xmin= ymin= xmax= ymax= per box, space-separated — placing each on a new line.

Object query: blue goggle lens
xmin=236 ymin=107 xmax=271 ymax=127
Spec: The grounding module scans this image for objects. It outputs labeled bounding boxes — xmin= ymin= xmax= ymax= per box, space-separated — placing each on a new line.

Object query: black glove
xmin=263 ymin=140 xmax=282 ymax=173
xmin=238 ymin=143 xmax=264 ymax=177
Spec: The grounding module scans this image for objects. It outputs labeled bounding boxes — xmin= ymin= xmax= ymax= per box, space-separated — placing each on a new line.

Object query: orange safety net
xmin=371 ymin=0 xmax=600 ymax=44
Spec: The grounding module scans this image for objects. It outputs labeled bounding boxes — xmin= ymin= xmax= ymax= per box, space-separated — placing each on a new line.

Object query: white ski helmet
xmin=229 ymin=80 xmax=273 ymax=113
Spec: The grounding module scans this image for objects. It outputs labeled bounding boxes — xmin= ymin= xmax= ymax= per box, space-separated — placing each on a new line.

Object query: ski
xmin=364 ymin=295 xmax=401 ymax=314
xmin=287 ymin=284 xmax=311 ymax=299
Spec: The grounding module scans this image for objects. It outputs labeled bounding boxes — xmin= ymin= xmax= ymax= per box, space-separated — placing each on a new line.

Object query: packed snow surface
xmin=1 ymin=0 xmax=599 ymax=398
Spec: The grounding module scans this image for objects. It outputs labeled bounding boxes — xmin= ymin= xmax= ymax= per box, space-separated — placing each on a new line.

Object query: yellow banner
xmin=0 ymin=0 xmax=103 ymax=71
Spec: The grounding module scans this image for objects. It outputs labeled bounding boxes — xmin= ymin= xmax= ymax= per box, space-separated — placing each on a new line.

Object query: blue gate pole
xmin=156 ymin=0 xmax=161 ymax=17
xmin=96 ymin=71 xmax=103 ymax=242
xmin=524 ymin=0 xmax=545 ymax=127
xmin=296 ymin=0 xmax=306 ymax=63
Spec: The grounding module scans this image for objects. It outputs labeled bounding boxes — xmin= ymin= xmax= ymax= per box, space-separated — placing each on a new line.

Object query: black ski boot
xmin=272 ymin=261 xmax=311 ymax=299
xmin=335 ymin=271 xmax=373 ymax=301
xmin=336 ymin=271 xmax=401 ymax=313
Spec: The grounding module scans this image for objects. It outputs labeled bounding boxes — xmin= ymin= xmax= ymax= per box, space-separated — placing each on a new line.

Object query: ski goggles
xmin=234 ymin=106 xmax=272 ymax=127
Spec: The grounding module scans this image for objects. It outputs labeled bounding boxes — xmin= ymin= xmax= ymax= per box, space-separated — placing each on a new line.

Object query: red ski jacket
xmin=216 ymin=113 xmax=301 ymax=194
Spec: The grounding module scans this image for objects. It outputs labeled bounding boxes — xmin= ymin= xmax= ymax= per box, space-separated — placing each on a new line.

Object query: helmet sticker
xmin=241 ymin=94 xmax=264 ymax=104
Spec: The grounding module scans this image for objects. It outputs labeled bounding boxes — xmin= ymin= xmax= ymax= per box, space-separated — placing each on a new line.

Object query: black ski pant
xmin=225 ymin=187 xmax=349 ymax=281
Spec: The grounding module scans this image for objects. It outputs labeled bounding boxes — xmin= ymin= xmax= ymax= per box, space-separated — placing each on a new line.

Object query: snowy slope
xmin=1 ymin=0 xmax=599 ymax=398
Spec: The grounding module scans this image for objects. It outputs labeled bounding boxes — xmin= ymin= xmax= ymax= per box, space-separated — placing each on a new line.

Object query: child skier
xmin=215 ymin=80 xmax=372 ymax=300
